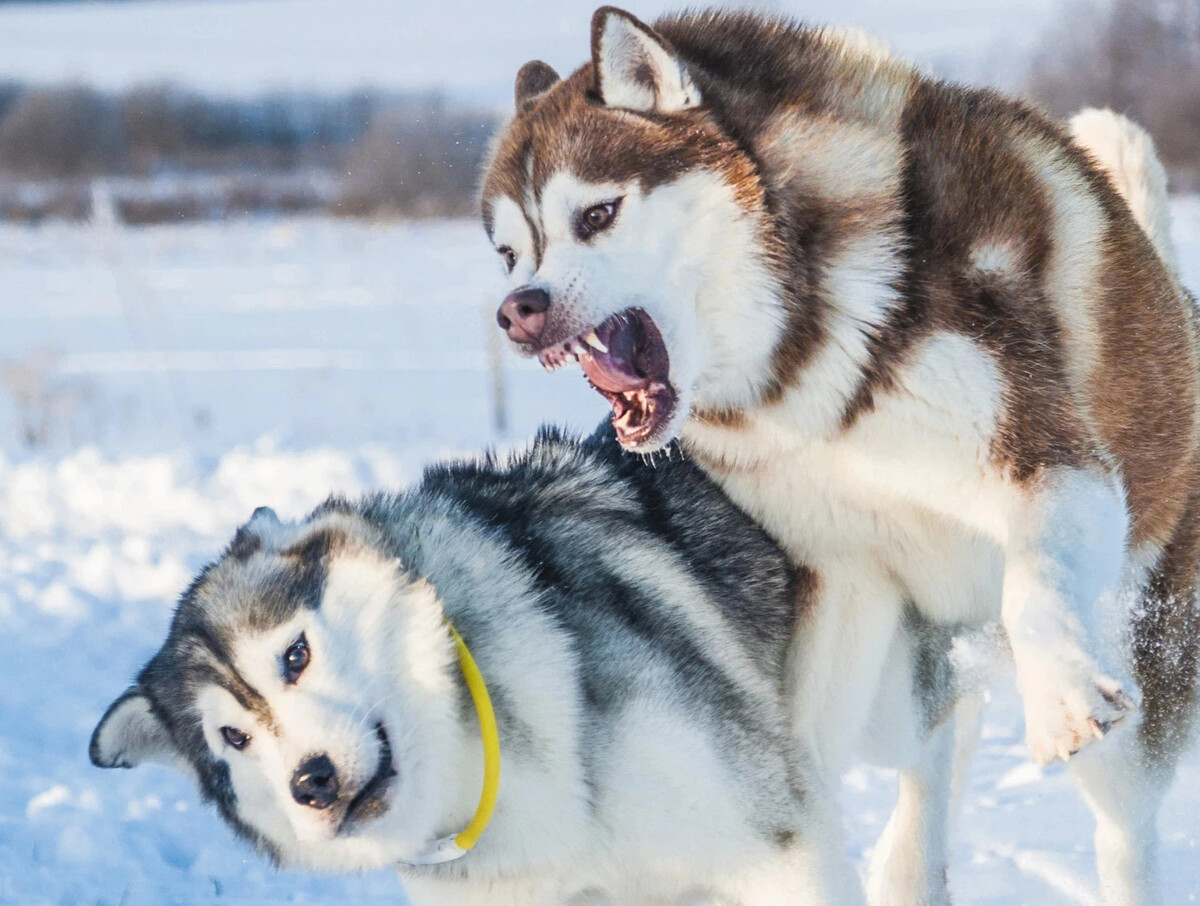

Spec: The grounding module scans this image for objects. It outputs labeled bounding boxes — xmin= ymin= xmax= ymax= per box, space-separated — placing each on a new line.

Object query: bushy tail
xmin=1069 ymin=107 xmax=1177 ymax=274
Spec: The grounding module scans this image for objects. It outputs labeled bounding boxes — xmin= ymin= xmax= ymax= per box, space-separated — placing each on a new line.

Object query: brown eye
xmin=283 ymin=633 xmax=310 ymax=683
xmin=221 ymin=726 xmax=250 ymax=750
xmin=576 ymin=200 xmax=621 ymax=239
xmin=498 ymin=246 xmax=517 ymax=273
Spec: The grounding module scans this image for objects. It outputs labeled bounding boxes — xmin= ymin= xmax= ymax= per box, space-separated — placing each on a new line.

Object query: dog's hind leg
xmin=866 ymin=713 xmax=956 ymax=906
xmin=1070 ymin=519 xmax=1200 ymax=906
xmin=1069 ymin=724 xmax=1170 ymax=906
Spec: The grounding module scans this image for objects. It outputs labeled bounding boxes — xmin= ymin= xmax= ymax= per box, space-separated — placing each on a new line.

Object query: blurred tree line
xmin=0 ymin=83 xmax=497 ymax=221
xmin=0 ymin=0 xmax=1195 ymax=223
xmin=1026 ymin=0 xmax=1200 ymax=189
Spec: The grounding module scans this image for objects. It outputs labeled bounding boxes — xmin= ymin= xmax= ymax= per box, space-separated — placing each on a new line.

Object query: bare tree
xmin=1027 ymin=0 xmax=1200 ymax=188
xmin=341 ymin=95 xmax=496 ymax=217
xmin=0 ymin=85 xmax=127 ymax=178
xmin=0 ymin=82 xmax=495 ymax=221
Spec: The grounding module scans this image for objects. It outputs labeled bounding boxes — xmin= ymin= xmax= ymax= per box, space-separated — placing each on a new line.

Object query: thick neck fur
xmin=650 ymin=13 xmax=918 ymax=434
xmin=365 ymin=499 xmax=593 ymax=881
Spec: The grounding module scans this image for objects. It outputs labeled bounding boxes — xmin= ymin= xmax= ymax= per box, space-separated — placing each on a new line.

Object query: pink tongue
xmin=581 ymin=350 xmax=643 ymax=393
xmin=580 ymin=319 xmax=645 ymax=393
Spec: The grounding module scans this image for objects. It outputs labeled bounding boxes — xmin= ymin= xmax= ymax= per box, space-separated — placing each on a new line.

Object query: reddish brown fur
xmin=481 ymin=7 xmax=1200 ymax=763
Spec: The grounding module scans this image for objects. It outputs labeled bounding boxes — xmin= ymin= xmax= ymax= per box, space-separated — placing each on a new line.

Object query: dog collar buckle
xmin=403 ymin=835 xmax=468 ymax=866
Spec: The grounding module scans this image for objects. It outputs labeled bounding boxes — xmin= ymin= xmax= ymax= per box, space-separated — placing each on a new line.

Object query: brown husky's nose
xmin=291 ymin=754 xmax=339 ymax=809
xmin=497 ymin=287 xmax=550 ymax=345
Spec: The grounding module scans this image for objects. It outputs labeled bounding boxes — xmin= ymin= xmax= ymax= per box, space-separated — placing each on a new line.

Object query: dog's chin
xmin=337 ymin=722 xmax=397 ymax=837
xmin=278 ymin=833 xmax=405 ymax=874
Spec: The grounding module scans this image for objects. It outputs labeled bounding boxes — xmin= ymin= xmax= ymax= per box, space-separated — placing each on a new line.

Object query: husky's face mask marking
xmin=188 ymin=613 xmax=399 ymax=846
xmin=90 ymin=509 xmax=459 ymax=872
xmin=483 ymin=8 xmax=783 ymax=452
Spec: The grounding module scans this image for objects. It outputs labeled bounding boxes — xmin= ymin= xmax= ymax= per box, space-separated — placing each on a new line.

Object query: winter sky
xmin=0 ymin=0 xmax=1063 ymax=103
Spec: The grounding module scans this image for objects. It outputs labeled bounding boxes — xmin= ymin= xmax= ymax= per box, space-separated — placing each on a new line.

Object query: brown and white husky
xmin=481 ymin=9 xmax=1200 ymax=905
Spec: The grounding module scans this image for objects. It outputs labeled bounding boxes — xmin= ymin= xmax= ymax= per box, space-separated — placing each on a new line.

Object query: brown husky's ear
xmin=591 ymin=6 xmax=700 ymax=113
xmin=90 ymin=687 xmax=177 ymax=769
xmin=515 ymin=60 xmax=560 ymax=112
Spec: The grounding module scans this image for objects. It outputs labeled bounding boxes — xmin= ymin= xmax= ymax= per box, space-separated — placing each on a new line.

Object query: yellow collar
xmin=402 ymin=620 xmax=501 ymax=866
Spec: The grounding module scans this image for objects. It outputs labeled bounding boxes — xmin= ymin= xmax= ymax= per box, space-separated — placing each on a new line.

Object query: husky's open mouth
xmin=340 ymin=722 xmax=396 ymax=831
xmin=538 ymin=308 xmax=677 ymax=448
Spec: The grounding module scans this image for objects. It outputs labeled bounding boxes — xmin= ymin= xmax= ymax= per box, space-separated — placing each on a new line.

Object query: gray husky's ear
xmin=90 ymin=688 xmax=176 ymax=769
xmin=515 ymin=60 xmax=560 ymax=112
xmin=250 ymin=505 xmax=280 ymax=524
xmin=591 ymin=7 xmax=700 ymax=113
xmin=229 ymin=505 xmax=281 ymax=559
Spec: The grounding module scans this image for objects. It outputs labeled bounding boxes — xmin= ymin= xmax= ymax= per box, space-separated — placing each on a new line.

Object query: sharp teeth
xmin=571 ymin=340 xmax=588 ymax=356
xmin=584 ymin=330 xmax=608 ymax=353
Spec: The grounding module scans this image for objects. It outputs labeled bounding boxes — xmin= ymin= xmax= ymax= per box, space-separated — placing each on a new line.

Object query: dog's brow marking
xmin=228 ymin=675 xmax=277 ymax=735
xmin=220 ymin=663 xmax=277 ymax=733
xmin=522 ymin=147 xmax=545 ymax=268
xmin=192 ymin=625 xmax=277 ymax=732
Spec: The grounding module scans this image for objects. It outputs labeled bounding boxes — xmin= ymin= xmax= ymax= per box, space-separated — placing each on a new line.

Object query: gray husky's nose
xmin=497 ymin=287 xmax=550 ymax=345
xmin=291 ymin=754 xmax=339 ymax=809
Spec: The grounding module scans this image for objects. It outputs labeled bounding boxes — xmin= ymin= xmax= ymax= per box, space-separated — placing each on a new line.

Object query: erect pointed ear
xmin=249 ymin=505 xmax=280 ymax=525
xmin=90 ymin=688 xmax=177 ymax=769
xmin=591 ymin=7 xmax=700 ymax=113
xmin=228 ymin=504 xmax=281 ymax=560
xmin=515 ymin=60 xmax=560 ymax=113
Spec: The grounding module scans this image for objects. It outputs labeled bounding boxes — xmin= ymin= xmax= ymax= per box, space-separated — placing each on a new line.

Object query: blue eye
xmin=283 ymin=633 xmax=310 ymax=683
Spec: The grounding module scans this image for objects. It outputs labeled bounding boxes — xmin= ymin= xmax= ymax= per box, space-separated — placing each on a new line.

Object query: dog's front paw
xmin=1019 ymin=666 xmax=1135 ymax=765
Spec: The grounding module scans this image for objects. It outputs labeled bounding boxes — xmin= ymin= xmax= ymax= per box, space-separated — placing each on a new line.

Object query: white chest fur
xmin=684 ymin=332 xmax=1012 ymax=627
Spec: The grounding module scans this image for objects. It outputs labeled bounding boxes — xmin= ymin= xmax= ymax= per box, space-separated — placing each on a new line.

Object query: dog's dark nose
xmin=496 ymin=287 xmax=550 ymax=345
xmin=291 ymin=754 xmax=339 ymax=809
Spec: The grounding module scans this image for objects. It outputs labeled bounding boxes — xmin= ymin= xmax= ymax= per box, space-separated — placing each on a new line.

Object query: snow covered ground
xmin=3 ymin=201 xmax=1200 ymax=904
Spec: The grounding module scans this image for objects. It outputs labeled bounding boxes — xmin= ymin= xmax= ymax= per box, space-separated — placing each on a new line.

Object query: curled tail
xmin=1069 ymin=107 xmax=1177 ymax=275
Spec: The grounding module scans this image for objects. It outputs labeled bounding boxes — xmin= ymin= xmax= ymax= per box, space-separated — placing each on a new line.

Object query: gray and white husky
xmin=92 ymin=426 xmax=974 ymax=904
xmin=483 ymin=9 xmax=1200 ymax=904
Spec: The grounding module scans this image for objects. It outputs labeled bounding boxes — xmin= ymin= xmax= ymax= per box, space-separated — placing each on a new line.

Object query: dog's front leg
xmin=866 ymin=704 xmax=959 ymax=906
xmin=1002 ymin=468 xmax=1135 ymax=765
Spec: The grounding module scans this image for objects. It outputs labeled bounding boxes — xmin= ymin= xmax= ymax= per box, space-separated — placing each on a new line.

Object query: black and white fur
xmin=92 ymin=426 xmax=988 ymax=904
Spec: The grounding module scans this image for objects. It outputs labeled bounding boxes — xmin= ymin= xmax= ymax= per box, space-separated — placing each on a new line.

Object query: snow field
xmin=3 ymin=201 xmax=1200 ymax=904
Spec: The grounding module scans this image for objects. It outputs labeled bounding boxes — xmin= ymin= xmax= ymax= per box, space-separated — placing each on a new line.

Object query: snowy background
xmin=1 ymin=0 xmax=1198 ymax=903
xmin=0 ymin=0 xmax=1056 ymax=99
xmin=3 ymin=201 xmax=1198 ymax=906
